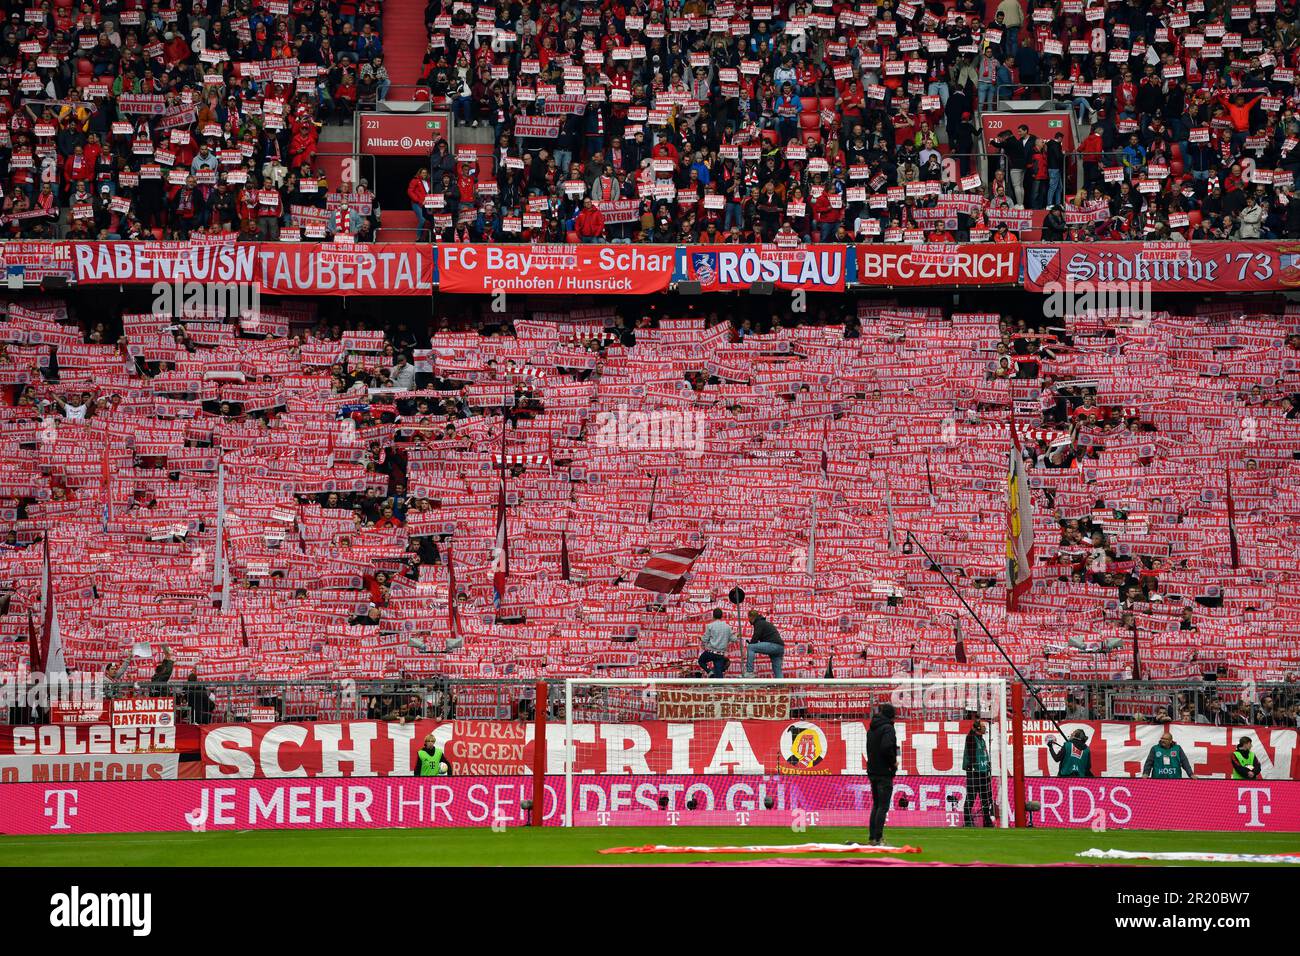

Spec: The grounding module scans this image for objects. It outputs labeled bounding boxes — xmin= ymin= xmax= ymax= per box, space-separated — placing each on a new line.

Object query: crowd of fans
xmin=0 ymin=0 xmax=386 ymax=241
xmin=0 ymin=0 xmax=1296 ymax=242
xmin=408 ymin=0 xmax=1300 ymax=242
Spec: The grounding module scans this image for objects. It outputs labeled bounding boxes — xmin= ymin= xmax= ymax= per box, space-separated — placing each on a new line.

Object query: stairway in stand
xmin=379 ymin=210 xmax=420 ymax=242
xmin=316 ymin=138 xmax=353 ymax=191
xmin=382 ymin=0 xmax=428 ymax=95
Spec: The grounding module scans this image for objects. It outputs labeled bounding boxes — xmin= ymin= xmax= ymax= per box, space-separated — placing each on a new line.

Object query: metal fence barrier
xmin=4 ymin=677 xmax=1295 ymax=726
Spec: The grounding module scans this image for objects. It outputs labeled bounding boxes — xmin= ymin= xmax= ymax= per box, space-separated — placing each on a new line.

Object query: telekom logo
xmin=1236 ymin=787 xmax=1272 ymax=828
xmin=44 ymin=789 xmax=79 ymax=830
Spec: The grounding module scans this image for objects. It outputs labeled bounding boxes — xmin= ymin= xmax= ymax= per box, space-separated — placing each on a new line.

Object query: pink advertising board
xmin=2 ymin=776 xmax=1297 ymax=835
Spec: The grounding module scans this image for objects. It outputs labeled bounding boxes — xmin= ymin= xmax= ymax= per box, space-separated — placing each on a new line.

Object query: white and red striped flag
xmin=1226 ymin=463 xmax=1240 ymax=570
xmin=633 ymin=546 xmax=704 ymax=594
xmin=448 ymin=541 xmax=462 ymax=638
xmin=1005 ymin=421 xmax=1036 ymax=611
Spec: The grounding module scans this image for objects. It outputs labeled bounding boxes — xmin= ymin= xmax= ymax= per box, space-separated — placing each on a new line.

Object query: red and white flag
xmin=1226 ymin=463 xmax=1240 ymax=570
xmin=40 ymin=537 xmax=66 ymax=676
xmin=493 ymin=481 xmax=509 ymax=605
xmin=1005 ymin=423 xmax=1035 ymax=611
xmin=633 ymin=546 xmax=703 ymax=594
xmin=884 ymin=473 xmax=899 ymax=552
xmin=447 ymin=541 xmax=462 ymax=638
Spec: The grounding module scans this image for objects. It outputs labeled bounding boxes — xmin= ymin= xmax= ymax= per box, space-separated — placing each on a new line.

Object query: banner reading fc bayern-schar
xmin=435 ymin=243 xmax=675 ymax=294
xmin=680 ymin=244 xmax=849 ymax=291
xmin=1024 ymin=241 xmax=1300 ymax=293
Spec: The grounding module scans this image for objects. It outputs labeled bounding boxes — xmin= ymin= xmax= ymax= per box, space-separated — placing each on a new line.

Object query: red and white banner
xmin=0 ymin=724 xmax=181 ymax=755
xmin=857 ymin=243 xmax=1021 ymax=286
xmin=1024 ymin=242 xmax=1300 ymax=293
xmin=65 ymin=242 xmax=434 ymax=295
xmin=0 ymin=752 xmax=178 ymax=783
xmin=595 ymin=198 xmax=642 ymax=225
xmin=435 ymin=244 xmax=674 ymax=295
xmin=683 ymin=244 xmax=848 ymax=291
xmin=193 ymin=719 xmax=1300 ymax=780
xmin=111 ymin=697 xmax=175 ymax=729
xmin=512 ymin=116 xmax=563 ymax=138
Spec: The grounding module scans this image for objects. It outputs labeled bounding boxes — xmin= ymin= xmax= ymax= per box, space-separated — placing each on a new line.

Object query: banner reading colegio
xmin=1024 ymin=241 xmax=1300 ymax=293
xmin=436 ymin=243 xmax=675 ymax=294
xmin=682 ymin=244 xmax=848 ymax=291
xmin=857 ymin=243 xmax=1021 ymax=286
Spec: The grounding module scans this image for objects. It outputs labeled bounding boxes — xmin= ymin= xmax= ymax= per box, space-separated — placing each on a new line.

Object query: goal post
xmin=561 ymin=677 xmax=1011 ymax=830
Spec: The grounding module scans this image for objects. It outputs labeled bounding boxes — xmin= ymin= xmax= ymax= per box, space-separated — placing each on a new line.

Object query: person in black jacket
xmin=962 ymin=718 xmax=994 ymax=827
xmin=744 ymin=610 xmax=785 ymax=678
xmin=865 ymin=703 xmax=899 ymax=845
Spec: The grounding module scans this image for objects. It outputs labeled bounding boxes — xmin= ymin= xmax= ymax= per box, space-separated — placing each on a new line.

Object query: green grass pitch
xmin=0 ymin=827 xmax=1294 ymax=867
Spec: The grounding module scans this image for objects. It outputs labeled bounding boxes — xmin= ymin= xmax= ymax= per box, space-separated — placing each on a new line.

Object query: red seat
xmin=413 ymin=88 xmax=430 ymax=102
xmin=77 ymin=60 xmax=93 ymax=75
xmin=799 ymin=112 xmax=820 ymax=130
xmin=1187 ymin=210 xmax=1202 ymax=228
xmin=760 ymin=128 xmax=780 ymax=147
xmin=802 ymin=130 xmax=822 ymax=145
xmin=565 ymin=230 xmax=580 ymax=243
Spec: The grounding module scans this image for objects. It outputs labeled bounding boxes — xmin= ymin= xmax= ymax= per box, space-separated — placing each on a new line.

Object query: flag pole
xmin=902 ymin=529 xmax=1066 ymax=738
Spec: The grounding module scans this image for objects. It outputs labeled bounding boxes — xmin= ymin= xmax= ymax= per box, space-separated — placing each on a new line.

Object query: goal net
xmin=562 ymin=677 xmax=1009 ymax=830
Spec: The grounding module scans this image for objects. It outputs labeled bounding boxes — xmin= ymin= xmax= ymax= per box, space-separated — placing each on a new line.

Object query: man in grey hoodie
xmin=699 ymin=609 xmax=736 ymax=678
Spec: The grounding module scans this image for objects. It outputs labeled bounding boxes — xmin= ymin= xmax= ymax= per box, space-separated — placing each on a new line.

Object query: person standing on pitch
xmin=1143 ymin=729 xmax=1194 ymax=779
xmin=866 ymin=703 xmax=899 ymax=846
xmin=962 ymin=718 xmax=994 ymax=827
xmin=1230 ymin=736 xmax=1262 ymax=779
xmin=413 ymin=733 xmax=454 ymax=776
xmin=699 ymin=608 xmax=736 ymax=678
xmin=1047 ymin=728 xmax=1092 ymax=777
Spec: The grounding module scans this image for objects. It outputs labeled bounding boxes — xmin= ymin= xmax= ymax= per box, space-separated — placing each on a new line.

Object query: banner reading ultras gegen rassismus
xmin=436 ymin=243 xmax=674 ymax=294
xmin=857 ymin=243 xmax=1021 ymax=286
xmin=1024 ymin=241 xmax=1300 ymax=293
xmin=681 ymin=244 xmax=848 ymax=290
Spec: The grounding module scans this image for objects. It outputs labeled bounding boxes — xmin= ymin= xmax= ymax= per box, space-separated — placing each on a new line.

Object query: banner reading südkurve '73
xmin=1024 ymin=241 xmax=1300 ymax=293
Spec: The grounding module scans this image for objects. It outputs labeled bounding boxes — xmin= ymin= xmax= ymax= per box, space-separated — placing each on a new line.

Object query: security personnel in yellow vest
xmin=414 ymin=733 xmax=454 ymax=776
xmin=1230 ymin=736 xmax=1261 ymax=780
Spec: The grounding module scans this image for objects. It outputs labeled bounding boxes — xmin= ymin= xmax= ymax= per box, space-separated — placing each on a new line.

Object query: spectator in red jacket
xmin=574 ymin=198 xmax=605 ymax=243
xmin=408 ymin=168 xmax=431 ymax=241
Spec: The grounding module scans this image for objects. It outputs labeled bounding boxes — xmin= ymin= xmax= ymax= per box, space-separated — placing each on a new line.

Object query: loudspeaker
xmin=677 ymin=281 xmax=702 ymax=295
xmin=751 ymin=281 xmax=775 ymax=295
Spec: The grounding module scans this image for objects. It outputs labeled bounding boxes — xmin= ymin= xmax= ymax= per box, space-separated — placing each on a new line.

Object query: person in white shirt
xmin=699 ymin=608 xmax=737 ymax=677
xmin=54 ymin=391 xmax=94 ymax=420
xmin=389 ymin=352 xmax=417 ymax=390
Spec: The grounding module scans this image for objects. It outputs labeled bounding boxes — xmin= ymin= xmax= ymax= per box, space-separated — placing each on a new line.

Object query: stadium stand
xmin=1 ymin=299 xmax=1298 ymax=715
xmin=0 ymin=0 xmax=1296 ymax=242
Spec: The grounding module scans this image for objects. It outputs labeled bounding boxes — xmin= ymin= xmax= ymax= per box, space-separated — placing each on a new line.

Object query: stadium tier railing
xmin=3 ymin=677 xmax=1290 ymax=726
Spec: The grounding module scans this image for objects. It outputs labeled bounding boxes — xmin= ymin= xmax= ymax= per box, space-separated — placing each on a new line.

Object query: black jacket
xmin=749 ymin=615 xmax=783 ymax=647
xmin=866 ymin=713 xmax=898 ymax=777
